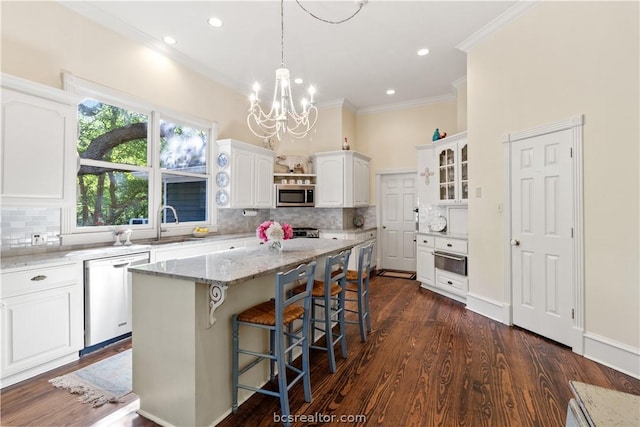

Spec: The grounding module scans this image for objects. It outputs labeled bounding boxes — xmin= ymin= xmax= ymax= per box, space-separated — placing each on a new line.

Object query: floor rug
xmin=377 ymin=270 xmax=417 ymax=280
xmin=49 ymin=349 xmax=132 ymax=407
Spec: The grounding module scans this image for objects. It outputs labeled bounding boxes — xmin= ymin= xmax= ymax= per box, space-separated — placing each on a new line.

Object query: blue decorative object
xmin=432 ymin=128 xmax=440 ymax=142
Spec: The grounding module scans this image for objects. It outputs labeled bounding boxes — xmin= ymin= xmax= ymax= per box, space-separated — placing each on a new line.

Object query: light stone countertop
xmin=0 ymin=232 xmax=256 ymax=270
xmin=129 ymin=237 xmax=360 ymax=286
xmin=570 ymin=381 xmax=640 ymax=426
xmin=416 ymin=230 xmax=468 ymax=240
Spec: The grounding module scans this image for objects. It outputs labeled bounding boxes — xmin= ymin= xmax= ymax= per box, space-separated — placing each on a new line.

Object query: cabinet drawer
xmin=2 ymin=263 xmax=80 ymax=298
xmin=435 ymin=238 xmax=467 ymax=254
xmin=416 ymin=235 xmax=435 ymax=248
xmin=436 ymin=270 xmax=468 ymax=295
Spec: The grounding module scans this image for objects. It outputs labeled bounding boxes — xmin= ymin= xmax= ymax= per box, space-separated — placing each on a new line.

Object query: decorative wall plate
xmin=216 ymin=171 xmax=229 ymax=187
xmin=353 ymin=214 xmax=364 ymax=228
xmin=215 ymin=190 xmax=229 ymax=206
xmin=430 ymin=215 xmax=447 ymax=232
xmin=216 ymin=152 xmax=229 ymax=169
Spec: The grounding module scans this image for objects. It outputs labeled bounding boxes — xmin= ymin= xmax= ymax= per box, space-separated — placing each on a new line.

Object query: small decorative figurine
xmin=440 ymin=131 xmax=447 ymax=139
xmin=432 ymin=129 xmax=440 ymax=142
xmin=342 ymin=137 xmax=350 ymax=150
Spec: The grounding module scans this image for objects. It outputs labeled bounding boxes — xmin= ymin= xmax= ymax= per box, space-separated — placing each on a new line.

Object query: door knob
xmin=383 ymin=226 xmax=387 ymax=229
xmin=510 ymin=239 xmax=520 ymax=246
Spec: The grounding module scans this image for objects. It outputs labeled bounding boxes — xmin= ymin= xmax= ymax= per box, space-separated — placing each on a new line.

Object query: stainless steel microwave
xmin=275 ymin=184 xmax=315 ymax=207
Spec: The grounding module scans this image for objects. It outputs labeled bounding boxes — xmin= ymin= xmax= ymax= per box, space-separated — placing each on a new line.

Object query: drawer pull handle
xmin=31 ymin=275 xmax=47 ymax=281
xmin=113 ymin=263 xmax=130 ymax=268
xmin=229 ymin=246 xmax=235 ymax=249
xmin=447 ymin=243 xmax=452 ymax=247
xmin=423 ymin=240 xmax=428 ymax=243
xmin=447 ymin=281 xmax=453 ymax=285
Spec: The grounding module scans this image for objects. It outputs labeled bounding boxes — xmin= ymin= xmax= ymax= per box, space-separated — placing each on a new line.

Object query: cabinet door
xmin=437 ymin=145 xmax=457 ymax=202
xmin=315 ymin=155 xmax=345 ymax=207
xmin=353 ymin=157 xmax=370 ymax=206
xmin=254 ymin=153 xmax=274 ymax=208
xmin=1 ymin=88 xmax=76 ymax=206
xmin=416 ymin=243 xmax=434 ymax=286
xmin=229 ymin=149 xmax=254 ymax=208
xmin=458 ymin=143 xmax=468 ymax=201
xmin=1 ymin=284 xmax=83 ymax=377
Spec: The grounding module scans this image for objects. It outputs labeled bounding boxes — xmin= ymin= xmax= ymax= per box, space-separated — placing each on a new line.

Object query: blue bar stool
xmin=343 ymin=242 xmax=374 ymax=342
xmin=291 ymin=249 xmax=350 ymax=373
xmin=232 ymin=262 xmax=316 ymax=426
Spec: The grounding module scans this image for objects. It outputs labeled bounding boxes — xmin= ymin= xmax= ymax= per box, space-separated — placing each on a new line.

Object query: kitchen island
xmin=129 ymin=238 xmax=359 ymax=427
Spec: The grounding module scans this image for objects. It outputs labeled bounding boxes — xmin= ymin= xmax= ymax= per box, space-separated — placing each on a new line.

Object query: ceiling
xmin=61 ymin=1 xmax=518 ymax=112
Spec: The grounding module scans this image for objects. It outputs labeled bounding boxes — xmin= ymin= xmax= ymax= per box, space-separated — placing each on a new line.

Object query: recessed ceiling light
xmin=163 ymin=36 xmax=177 ymax=45
xmin=294 ymin=78 xmax=304 ymax=84
xmin=417 ymin=48 xmax=430 ymax=56
xmin=207 ymin=17 xmax=223 ymax=28
xmin=386 ymin=89 xmax=395 ymax=95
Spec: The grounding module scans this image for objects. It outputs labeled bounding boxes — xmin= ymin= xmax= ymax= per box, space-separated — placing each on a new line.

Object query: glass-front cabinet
xmin=435 ymin=132 xmax=468 ymax=204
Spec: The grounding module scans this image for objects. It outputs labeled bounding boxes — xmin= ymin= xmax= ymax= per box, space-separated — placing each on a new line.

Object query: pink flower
xmin=256 ymin=220 xmax=293 ymax=242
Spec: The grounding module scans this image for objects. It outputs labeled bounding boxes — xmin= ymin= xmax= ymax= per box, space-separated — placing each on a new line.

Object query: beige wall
xmin=455 ymin=82 xmax=468 ymax=133
xmin=467 ymin=2 xmax=639 ymax=347
xmin=357 ymin=101 xmax=457 ymax=204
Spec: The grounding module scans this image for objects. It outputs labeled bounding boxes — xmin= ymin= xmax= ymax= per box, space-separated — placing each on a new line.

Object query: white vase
xmin=269 ymin=239 xmax=283 ymax=253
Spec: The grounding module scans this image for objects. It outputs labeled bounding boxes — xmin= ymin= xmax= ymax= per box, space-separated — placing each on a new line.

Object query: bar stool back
xmin=293 ymin=249 xmax=350 ymax=373
xmin=232 ymin=261 xmax=316 ymax=425
xmin=344 ymin=242 xmax=374 ymax=342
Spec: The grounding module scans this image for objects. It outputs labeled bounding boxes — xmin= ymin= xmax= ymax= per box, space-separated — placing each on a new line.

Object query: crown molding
xmin=316 ymin=98 xmax=356 ymax=113
xmin=356 ymin=93 xmax=456 ymax=115
xmin=456 ymin=1 xmax=540 ymax=53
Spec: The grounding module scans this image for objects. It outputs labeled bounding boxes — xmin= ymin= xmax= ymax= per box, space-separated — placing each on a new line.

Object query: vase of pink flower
xmin=256 ymin=220 xmax=293 ymax=253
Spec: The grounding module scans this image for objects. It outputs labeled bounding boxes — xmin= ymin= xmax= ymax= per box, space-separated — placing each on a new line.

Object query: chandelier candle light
xmin=247 ymin=0 xmax=318 ymax=141
xmin=257 ymin=220 xmax=293 ymax=253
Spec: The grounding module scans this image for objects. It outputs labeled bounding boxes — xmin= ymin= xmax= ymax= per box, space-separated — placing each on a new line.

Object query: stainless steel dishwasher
xmin=84 ymin=252 xmax=150 ymax=348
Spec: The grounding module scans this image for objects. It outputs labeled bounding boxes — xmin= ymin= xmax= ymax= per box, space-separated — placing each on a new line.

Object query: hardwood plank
xmin=2 ymin=276 xmax=639 ymax=426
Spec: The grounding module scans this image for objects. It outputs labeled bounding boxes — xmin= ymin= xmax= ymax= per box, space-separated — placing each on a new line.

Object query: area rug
xmin=49 ymin=349 xmax=132 ymax=407
xmin=377 ymin=270 xmax=416 ymax=280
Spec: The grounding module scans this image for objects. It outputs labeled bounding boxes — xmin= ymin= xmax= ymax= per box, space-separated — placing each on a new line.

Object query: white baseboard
xmin=466 ymin=292 xmax=510 ymax=324
xmin=583 ymin=332 xmax=640 ymax=380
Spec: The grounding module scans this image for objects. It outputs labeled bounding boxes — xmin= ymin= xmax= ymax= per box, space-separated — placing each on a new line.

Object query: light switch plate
xmin=31 ymin=233 xmax=48 ymax=246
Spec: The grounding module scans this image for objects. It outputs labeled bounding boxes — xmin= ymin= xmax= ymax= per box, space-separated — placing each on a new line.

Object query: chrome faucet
xmin=157 ymin=205 xmax=179 ymax=240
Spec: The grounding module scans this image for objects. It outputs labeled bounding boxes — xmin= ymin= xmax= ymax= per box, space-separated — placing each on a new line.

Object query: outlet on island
xmin=31 ymin=233 xmax=48 ymax=246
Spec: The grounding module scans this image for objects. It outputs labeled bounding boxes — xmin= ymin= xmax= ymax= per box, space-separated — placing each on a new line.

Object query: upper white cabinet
xmin=435 ymin=132 xmax=468 ymax=204
xmin=1 ymin=75 xmax=79 ymax=207
xmin=216 ymin=139 xmax=275 ymax=209
xmin=313 ymin=151 xmax=370 ymax=208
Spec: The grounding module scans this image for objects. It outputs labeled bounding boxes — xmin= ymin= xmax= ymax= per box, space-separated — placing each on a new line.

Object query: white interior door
xmin=380 ymin=173 xmax=417 ymax=271
xmin=510 ymin=129 xmax=574 ymax=346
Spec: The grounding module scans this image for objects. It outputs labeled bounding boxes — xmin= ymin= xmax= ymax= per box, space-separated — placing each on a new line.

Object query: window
xmin=64 ymin=74 xmax=216 ymax=241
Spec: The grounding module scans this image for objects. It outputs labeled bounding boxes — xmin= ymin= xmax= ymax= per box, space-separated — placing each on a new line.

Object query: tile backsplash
xmin=1 ymin=207 xmax=62 ymax=255
xmin=1 ymin=206 xmax=377 ymax=256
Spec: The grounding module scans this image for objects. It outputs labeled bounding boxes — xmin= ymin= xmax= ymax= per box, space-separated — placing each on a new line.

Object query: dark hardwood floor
xmin=2 ymin=275 xmax=639 ymax=426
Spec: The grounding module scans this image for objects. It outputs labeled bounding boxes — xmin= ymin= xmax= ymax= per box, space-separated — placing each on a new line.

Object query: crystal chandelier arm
xmin=295 ymin=0 xmax=367 ymax=25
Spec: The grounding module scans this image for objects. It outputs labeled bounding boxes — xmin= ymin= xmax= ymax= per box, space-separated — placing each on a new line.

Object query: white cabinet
xmin=434 ymin=132 xmax=468 ymax=204
xmin=216 ymin=139 xmax=275 ymax=209
xmin=416 ymin=234 xmax=435 ymax=287
xmin=1 ymin=261 xmax=84 ymax=387
xmin=416 ymin=145 xmax=438 ymax=207
xmin=1 ymin=75 xmax=79 ymax=207
xmin=313 ymin=151 xmax=370 ymax=208
xmin=320 ymin=229 xmax=377 ymax=271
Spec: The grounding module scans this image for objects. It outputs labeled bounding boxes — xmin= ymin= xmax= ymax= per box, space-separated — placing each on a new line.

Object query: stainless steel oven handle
xmin=434 ymin=251 xmax=466 ymax=262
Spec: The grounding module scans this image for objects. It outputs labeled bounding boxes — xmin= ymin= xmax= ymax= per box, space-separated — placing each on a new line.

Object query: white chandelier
xmin=247 ymin=0 xmax=318 ymax=141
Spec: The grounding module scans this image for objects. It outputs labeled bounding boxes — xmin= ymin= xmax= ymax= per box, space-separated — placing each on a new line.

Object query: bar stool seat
xmin=237 ymin=300 xmax=304 ymax=325
xmin=293 ymin=280 xmax=342 ymax=298
xmin=232 ymin=262 xmax=316 ymax=427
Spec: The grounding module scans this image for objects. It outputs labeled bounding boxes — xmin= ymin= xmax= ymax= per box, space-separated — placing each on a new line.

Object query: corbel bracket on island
xmin=208 ymin=283 xmax=228 ymax=328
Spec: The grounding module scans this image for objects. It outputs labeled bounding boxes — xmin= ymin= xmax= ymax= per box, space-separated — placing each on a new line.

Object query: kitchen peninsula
xmin=129 ymin=238 xmax=359 ymax=427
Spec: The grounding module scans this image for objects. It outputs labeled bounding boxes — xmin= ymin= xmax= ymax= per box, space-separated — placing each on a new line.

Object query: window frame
xmin=61 ymin=73 xmax=217 ymax=245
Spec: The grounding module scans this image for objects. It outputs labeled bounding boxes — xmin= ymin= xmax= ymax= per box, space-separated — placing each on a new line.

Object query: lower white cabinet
xmin=1 ymin=262 xmax=83 ymax=387
xmin=320 ymin=229 xmax=377 ymax=271
xmin=416 ymin=235 xmax=435 ymax=286
xmin=435 ymin=269 xmax=468 ymax=299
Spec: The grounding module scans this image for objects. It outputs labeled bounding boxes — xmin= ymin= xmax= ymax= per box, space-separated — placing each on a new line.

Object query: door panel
xmin=381 ymin=173 xmax=417 ymax=271
xmin=511 ymin=129 xmax=573 ymax=346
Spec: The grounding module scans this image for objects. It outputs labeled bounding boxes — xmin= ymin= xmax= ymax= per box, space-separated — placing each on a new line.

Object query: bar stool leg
xmin=269 ymin=329 xmax=276 ymax=382
xmin=232 ymin=314 xmax=240 ymax=413
xmin=275 ymin=323 xmax=291 ymax=426
xmin=364 ymin=276 xmax=372 ymax=334
xmin=324 ymin=295 xmax=337 ymax=373
xmin=339 ymin=289 xmax=348 ymax=358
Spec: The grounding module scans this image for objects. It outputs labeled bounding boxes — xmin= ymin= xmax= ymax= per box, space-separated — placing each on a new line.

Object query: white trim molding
xmin=584 ymin=333 xmax=640 ymax=380
xmin=466 ymin=292 xmax=510 ymax=324
xmin=503 ymin=114 xmax=585 ymax=355
xmin=457 ymin=1 xmax=540 ymax=53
